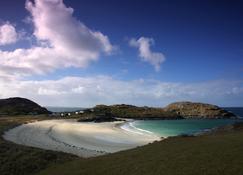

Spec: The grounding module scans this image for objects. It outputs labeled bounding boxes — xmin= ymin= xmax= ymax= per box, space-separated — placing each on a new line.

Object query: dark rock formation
xmin=78 ymin=115 xmax=123 ymax=123
xmin=0 ymin=97 xmax=50 ymax=115
xmin=78 ymin=110 xmax=126 ymax=122
xmin=164 ymin=101 xmax=236 ymax=119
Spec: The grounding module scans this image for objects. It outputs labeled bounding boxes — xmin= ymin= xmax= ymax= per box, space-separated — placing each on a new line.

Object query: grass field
xmin=1 ymin=116 xmax=243 ymax=175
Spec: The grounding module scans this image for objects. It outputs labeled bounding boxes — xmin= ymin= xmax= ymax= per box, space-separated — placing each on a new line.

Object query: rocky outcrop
xmin=80 ymin=102 xmax=236 ymax=121
xmin=91 ymin=104 xmax=181 ymax=119
xmin=164 ymin=101 xmax=236 ymax=119
xmin=0 ymin=97 xmax=50 ymax=115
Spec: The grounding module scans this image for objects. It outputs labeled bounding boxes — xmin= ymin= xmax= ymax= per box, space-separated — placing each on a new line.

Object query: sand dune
xmin=3 ymin=119 xmax=160 ymax=157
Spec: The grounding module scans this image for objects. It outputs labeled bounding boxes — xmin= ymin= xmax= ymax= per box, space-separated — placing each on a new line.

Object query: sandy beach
xmin=3 ymin=119 xmax=160 ymax=157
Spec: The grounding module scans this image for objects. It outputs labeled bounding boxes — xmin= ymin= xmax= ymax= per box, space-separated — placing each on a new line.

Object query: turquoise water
xmin=132 ymin=119 xmax=241 ymax=137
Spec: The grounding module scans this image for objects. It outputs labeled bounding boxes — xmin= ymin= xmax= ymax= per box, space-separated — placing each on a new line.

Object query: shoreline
xmin=119 ymin=120 xmax=161 ymax=137
xmin=3 ymin=118 xmax=240 ymax=158
xmin=3 ymin=119 xmax=161 ymax=158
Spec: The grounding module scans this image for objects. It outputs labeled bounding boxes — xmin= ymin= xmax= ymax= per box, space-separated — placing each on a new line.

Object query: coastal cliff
xmin=0 ymin=97 xmax=50 ymax=115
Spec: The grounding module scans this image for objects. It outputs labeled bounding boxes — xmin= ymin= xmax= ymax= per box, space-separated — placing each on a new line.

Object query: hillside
xmin=86 ymin=104 xmax=181 ymax=120
xmin=80 ymin=102 xmax=236 ymax=120
xmin=0 ymin=97 xmax=50 ymax=115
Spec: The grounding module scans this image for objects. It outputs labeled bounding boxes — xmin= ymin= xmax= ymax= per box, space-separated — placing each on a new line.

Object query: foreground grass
xmin=37 ymin=124 xmax=243 ymax=175
xmin=0 ymin=116 xmax=77 ymax=175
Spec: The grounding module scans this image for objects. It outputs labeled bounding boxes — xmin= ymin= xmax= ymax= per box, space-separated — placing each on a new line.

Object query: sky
xmin=0 ymin=0 xmax=242 ymax=107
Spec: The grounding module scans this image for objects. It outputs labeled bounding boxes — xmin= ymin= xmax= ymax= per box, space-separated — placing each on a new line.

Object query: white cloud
xmin=0 ymin=0 xmax=114 ymax=78
xmin=0 ymin=76 xmax=242 ymax=107
xmin=129 ymin=37 xmax=165 ymax=72
xmin=0 ymin=22 xmax=18 ymax=45
xmin=0 ymin=1 xmax=241 ymax=108
xmin=25 ymin=0 xmax=114 ymax=55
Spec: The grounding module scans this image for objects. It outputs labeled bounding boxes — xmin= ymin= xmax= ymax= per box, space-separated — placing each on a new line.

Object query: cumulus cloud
xmin=25 ymin=0 xmax=113 ymax=54
xmin=129 ymin=37 xmax=165 ymax=72
xmin=0 ymin=0 xmax=114 ymax=78
xmin=0 ymin=76 xmax=242 ymax=107
xmin=0 ymin=22 xmax=18 ymax=45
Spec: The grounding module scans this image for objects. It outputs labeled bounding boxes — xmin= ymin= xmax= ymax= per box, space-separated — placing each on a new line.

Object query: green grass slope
xmin=0 ymin=97 xmax=50 ymax=115
xmin=37 ymin=124 xmax=243 ymax=175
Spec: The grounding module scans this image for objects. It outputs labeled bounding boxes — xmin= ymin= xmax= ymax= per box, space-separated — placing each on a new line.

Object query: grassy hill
xmin=79 ymin=102 xmax=236 ymax=121
xmin=0 ymin=97 xmax=50 ymax=115
xmin=88 ymin=104 xmax=180 ymax=119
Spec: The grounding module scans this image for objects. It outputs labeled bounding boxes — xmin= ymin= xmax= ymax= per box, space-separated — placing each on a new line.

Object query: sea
xmin=126 ymin=107 xmax=243 ymax=138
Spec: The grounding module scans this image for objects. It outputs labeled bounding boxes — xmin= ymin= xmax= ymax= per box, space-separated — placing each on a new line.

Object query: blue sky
xmin=0 ymin=0 xmax=242 ymax=107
